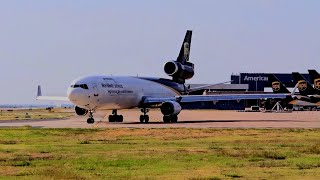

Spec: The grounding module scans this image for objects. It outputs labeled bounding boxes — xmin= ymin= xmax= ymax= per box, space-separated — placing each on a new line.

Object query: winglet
xmin=37 ymin=85 xmax=42 ymax=97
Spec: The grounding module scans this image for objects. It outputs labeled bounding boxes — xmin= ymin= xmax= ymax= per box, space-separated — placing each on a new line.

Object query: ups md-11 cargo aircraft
xmin=37 ymin=30 xmax=288 ymax=124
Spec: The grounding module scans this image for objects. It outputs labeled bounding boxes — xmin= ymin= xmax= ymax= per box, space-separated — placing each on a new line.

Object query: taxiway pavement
xmin=0 ymin=110 xmax=319 ymax=128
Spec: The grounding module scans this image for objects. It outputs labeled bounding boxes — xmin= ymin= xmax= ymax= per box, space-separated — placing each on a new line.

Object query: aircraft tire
xmin=109 ymin=115 xmax=115 ymax=122
xmin=163 ymin=116 xmax=170 ymax=123
xmin=140 ymin=115 xmax=144 ymax=123
xmin=118 ymin=115 xmax=124 ymax=122
xmin=87 ymin=118 xmax=94 ymax=124
xmin=144 ymin=115 xmax=149 ymax=123
xmin=171 ymin=115 xmax=178 ymax=123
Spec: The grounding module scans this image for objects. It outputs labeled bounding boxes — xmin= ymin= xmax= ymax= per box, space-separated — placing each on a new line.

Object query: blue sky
xmin=0 ymin=0 xmax=319 ymax=104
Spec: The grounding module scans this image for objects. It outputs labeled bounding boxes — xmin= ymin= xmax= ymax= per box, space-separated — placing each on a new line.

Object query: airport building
xmin=186 ymin=72 xmax=310 ymax=110
xmin=231 ymin=73 xmax=310 ymax=91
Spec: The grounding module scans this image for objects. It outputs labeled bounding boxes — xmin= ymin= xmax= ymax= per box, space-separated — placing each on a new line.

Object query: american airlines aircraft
xmin=37 ymin=30 xmax=288 ymax=124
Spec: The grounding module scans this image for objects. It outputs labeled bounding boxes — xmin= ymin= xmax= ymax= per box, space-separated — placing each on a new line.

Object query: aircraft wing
xmin=36 ymin=96 xmax=69 ymax=101
xmin=143 ymin=94 xmax=289 ymax=104
xmin=187 ymin=80 xmax=232 ymax=93
xmin=288 ymin=100 xmax=318 ymax=106
xmin=36 ymin=85 xmax=69 ymax=101
xmin=309 ymin=95 xmax=320 ymax=98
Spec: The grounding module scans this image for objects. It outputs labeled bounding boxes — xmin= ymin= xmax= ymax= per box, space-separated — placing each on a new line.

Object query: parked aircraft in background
xmin=308 ymin=69 xmax=320 ymax=106
xmin=269 ymin=74 xmax=291 ymax=94
xmin=37 ymin=30 xmax=288 ymax=124
xmin=292 ymin=72 xmax=316 ymax=95
xmin=292 ymin=72 xmax=320 ymax=101
xmin=266 ymin=74 xmax=316 ymax=109
xmin=308 ymin=70 xmax=320 ymax=93
xmin=267 ymin=72 xmax=320 ymax=108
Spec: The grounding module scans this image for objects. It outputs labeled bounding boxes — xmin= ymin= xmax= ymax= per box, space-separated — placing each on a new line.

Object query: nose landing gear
xmin=108 ymin=110 xmax=123 ymax=122
xmin=87 ymin=111 xmax=94 ymax=124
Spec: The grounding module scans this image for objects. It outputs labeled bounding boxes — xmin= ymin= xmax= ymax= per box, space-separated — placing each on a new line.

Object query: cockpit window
xmin=70 ymin=84 xmax=88 ymax=89
xmin=80 ymin=84 xmax=88 ymax=89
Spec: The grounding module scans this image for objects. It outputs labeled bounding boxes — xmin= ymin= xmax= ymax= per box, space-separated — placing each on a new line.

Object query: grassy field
xmin=0 ymin=108 xmax=74 ymax=121
xmin=0 ymin=128 xmax=320 ymax=179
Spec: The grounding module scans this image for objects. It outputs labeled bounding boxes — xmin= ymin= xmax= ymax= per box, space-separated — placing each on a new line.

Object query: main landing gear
xmin=87 ymin=111 xmax=94 ymax=124
xmin=140 ymin=108 xmax=149 ymax=123
xmin=108 ymin=110 xmax=123 ymax=122
xmin=163 ymin=115 xmax=178 ymax=123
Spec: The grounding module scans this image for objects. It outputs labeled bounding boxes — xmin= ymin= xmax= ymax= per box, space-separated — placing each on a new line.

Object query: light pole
xmin=255 ymin=79 xmax=259 ymax=106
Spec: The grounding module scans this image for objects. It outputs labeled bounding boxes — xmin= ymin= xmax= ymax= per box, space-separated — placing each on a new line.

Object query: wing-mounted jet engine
xmin=160 ymin=101 xmax=182 ymax=123
xmin=164 ymin=30 xmax=194 ymax=84
xmin=75 ymin=106 xmax=88 ymax=116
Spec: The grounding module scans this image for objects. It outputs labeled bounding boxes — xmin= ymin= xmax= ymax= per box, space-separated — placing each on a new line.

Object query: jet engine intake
xmin=164 ymin=61 xmax=194 ymax=80
xmin=75 ymin=106 xmax=88 ymax=116
xmin=160 ymin=101 xmax=182 ymax=116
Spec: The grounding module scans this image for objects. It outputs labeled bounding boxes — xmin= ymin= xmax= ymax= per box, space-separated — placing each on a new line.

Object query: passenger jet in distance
xmin=37 ymin=30 xmax=289 ymax=124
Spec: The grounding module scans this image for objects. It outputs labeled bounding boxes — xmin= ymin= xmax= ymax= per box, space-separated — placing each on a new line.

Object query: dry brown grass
xmin=0 ymin=108 xmax=74 ymax=121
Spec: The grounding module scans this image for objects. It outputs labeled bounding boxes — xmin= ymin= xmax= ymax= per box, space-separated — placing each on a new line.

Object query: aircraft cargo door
xmin=87 ymin=83 xmax=101 ymax=109
xmin=92 ymin=83 xmax=99 ymax=97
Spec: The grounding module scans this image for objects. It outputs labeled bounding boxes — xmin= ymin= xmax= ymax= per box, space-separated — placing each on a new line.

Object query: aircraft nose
xmin=67 ymin=88 xmax=81 ymax=102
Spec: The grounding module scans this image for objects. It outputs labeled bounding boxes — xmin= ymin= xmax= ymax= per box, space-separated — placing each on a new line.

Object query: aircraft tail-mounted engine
xmin=164 ymin=61 xmax=194 ymax=83
xmin=160 ymin=101 xmax=182 ymax=116
xmin=75 ymin=106 xmax=88 ymax=116
xmin=164 ymin=30 xmax=194 ymax=83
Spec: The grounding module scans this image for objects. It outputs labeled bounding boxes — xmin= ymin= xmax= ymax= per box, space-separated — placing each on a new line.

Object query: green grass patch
xmin=0 ymin=128 xmax=319 ymax=179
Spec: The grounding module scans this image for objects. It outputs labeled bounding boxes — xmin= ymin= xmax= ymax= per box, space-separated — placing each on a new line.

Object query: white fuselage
xmin=67 ymin=75 xmax=180 ymax=111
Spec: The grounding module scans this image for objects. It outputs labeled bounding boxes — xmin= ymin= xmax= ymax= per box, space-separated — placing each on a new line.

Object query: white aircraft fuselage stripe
xmin=67 ymin=76 xmax=179 ymax=110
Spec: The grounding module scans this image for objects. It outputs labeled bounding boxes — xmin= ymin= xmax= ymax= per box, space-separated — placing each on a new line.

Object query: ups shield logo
xmin=272 ymin=81 xmax=281 ymax=91
xmin=183 ymin=42 xmax=190 ymax=61
xmin=314 ymin=78 xmax=320 ymax=90
xmin=298 ymin=80 xmax=307 ymax=91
